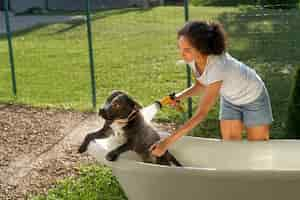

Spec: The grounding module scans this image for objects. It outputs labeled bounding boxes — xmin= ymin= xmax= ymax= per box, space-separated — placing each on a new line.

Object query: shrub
xmin=190 ymin=0 xmax=202 ymax=6
xmin=189 ymin=0 xmax=299 ymax=8
xmin=286 ymin=67 xmax=300 ymax=139
xmin=190 ymin=0 xmax=257 ymax=7
xmin=259 ymin=0 xmax=299 ymax=9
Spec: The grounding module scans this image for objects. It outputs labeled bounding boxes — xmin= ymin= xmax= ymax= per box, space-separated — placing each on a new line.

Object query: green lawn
xmin=1 ymin=5 xmax=298 ymax=200
xmin=30 ymin=165 xmax=127 ymax=200
xmin=1 ymin=6 xmax=299 ymax=138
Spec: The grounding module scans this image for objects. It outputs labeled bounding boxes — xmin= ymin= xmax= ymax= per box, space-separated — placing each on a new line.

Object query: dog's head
xmin=99 ymin=90 xmax=142 ymax=121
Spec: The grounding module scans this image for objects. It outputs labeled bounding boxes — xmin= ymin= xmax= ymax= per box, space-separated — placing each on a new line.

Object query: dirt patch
xmin=0 ymin=104 xmax=95 ymax=199
xmin=0 ymin=104 xmax=175 ymax=200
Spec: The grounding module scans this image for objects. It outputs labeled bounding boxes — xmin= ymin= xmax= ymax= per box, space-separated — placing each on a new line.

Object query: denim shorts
xmin=219 ymin=87 xmax=273 ymax=127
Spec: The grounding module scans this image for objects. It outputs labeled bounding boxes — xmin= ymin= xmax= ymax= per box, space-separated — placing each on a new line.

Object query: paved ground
xmin=0 ymin=11 xmax=85 ymax=35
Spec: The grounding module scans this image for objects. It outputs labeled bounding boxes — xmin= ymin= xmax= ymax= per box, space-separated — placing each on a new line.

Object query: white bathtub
xmin=87 ymin=134 xmax=300 ymax=200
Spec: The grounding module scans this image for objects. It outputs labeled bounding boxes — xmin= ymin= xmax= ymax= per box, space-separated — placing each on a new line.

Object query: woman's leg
xmin=220 ymin=120 xmax=244 ymax=140
xmin=246 ymin=125 xmax=270 ymax=141
xmin=243 ymin=86 xmax=272 ymax=141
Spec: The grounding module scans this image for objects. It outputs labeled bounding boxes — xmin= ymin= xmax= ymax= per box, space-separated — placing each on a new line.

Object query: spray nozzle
xmin=157 ymin=93 xmax=184 ymax=112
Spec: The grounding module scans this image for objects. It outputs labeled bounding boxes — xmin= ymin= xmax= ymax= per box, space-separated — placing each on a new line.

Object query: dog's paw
xmin=78 ymin=144 xmax=87 ymax=154
xmin=105 ymin=151 xmax=119 ymax=161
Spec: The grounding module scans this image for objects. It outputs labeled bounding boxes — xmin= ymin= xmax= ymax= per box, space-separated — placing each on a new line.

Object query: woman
xmin=151 ymin=21 xmax=273 ymax=157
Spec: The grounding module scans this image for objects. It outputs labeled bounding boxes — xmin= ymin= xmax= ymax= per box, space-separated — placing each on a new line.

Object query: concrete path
xmin=0 ymin=11 xmax=85 ymax=35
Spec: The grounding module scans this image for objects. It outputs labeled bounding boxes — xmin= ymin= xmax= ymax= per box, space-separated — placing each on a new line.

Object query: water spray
xmin=141 ymin=93 xmax=184 ymax=123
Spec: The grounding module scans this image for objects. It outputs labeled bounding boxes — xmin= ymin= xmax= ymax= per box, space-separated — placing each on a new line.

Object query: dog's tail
xmin=165 ymin=151 xmax=182 ymax=167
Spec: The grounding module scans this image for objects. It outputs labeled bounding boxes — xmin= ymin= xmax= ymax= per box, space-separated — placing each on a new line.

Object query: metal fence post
xmin=4 ymin=0 xmax=17 ymax=96
xmin=45 ymin=0 xmax=49 ymax=11
xmin=85 ymin=0 xmax=97 ymax=109
xmin=184 ymin=0 xmax=192 ymax=118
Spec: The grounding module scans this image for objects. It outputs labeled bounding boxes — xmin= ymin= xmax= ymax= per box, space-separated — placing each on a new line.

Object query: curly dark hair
xmin=177 ymin=21 xmax=227 ymax=55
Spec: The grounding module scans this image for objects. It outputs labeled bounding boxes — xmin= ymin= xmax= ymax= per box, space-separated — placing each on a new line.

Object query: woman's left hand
xmin=149 ymin=139 xmax=169 ymax=157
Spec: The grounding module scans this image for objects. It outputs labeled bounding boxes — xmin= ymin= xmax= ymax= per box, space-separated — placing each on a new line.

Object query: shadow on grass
xmin=48 ymin=7 xmax=146 ymax=35
xmin=1 ymin=24 xmax=53 ymax=39
xmin=48 ymin=7 xmax=159 ymax=35
xmin=0 ymin=7 xmax=154 ymax=38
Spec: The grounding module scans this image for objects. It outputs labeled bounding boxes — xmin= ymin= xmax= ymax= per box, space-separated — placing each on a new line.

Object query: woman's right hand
xmin=170 ymin=97 xmax=180 ymax=107
xmin=149 ymin=138 xmax=170 ymax=157
xmin=168 ymin=92 xmax=179 ymax=105
xmin=170 ymin=95 xmax=184 ymax=112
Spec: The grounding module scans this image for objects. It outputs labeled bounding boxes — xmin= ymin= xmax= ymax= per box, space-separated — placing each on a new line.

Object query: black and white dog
xmin=78 ymin=90 xmax=182 ymax=166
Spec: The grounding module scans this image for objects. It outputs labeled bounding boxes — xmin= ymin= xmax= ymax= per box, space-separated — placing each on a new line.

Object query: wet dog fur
xmin=78 ymin=90 xmax=182 ymax=166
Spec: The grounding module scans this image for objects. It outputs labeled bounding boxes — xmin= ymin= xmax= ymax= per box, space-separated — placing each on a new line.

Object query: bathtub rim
xmin=88 ymin=135 xmax=300 ymax=175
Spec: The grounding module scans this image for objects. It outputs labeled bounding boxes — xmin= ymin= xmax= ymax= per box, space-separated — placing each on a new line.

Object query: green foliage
xmin=286 ymin=67 xmax=300 ymax=139
xmin=259 ymin=0 xmax=299 ymax=9
xmin=1 ymin=6 xmax=299 ymax=138
xmin=190 ymin=0 xmax=258 ymax=7
xmin=21 ymin=7 xmax=46 ymax=15
xmin=189 ymin=0 xmax=299 ymax=7
xmin=31 ymin=165 xmax=127 ymax=200
xmin=190 ymin=0 xmax=202 ymax=6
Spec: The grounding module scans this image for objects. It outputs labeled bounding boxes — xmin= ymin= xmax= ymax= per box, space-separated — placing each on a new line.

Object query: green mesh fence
xmin=1 ymin=1 xmax=299 ymax=138
xmin=1 ymin=4 xmax=92 ymax=109
xmin=91 ymin=7 xmax=186 ymax=108
xmin=0 ymin=2 xmax=186 ymax=112
xmin=0 ymin=34 xmax=11 ymax=101
xmin=188 ymin=3 xmax=300 ymax=138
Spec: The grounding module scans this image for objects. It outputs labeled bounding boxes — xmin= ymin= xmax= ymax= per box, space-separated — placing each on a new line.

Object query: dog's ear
xmin=106 ymin=90 xmax=124 ymax=102
xmin=121 ymin=94 xmax=143 ymax=110
xmin=111 ymin=90 xmax=125 ymax=96
xmin=133 ymin=99 xmax=143 ymax=110
xmin=127 ymin=94 xmax=143 ymax=110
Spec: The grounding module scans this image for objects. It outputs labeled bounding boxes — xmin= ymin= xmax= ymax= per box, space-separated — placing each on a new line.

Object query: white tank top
xmin=190 ymin=53 xmax=264 ymax=105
